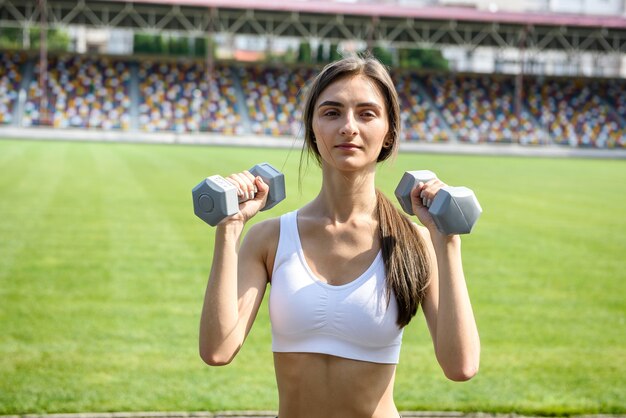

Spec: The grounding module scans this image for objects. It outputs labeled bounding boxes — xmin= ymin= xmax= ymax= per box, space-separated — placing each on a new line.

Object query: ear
xmin=383 ymin=134 xmax=394 ymax=149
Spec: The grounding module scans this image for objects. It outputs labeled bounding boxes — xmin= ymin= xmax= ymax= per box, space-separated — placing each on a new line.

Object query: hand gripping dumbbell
xmin=394 ymin=170 xmax=482 ymax=235
xmin=192 ymin=163 xmax=286 ymax=226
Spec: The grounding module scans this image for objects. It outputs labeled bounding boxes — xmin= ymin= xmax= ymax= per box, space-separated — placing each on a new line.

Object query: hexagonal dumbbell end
xmin=395 ymin=170 xmax=482 ymax=235
xmin=249 ymin=162 xmax=286 ymax=211
xmin=394 ymin=170 xmax=437 ymax=215
xmin=192 ymin=175 xmax=239 ymax=226
xmin=429 ymin=186 xmax=482 ymax=235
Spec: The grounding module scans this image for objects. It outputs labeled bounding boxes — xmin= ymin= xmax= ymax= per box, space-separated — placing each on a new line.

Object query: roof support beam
xmin=1 ymin=0 xmax=624 ymax=54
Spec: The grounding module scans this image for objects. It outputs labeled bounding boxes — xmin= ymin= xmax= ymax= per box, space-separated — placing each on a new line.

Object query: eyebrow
xmin=318 ymin=100 xmax=382 ymax=109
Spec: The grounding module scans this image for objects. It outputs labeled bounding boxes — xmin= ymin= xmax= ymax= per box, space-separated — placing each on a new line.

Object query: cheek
xmin=312 ymin=118 xmax=321 ymax=137
xmin=312 ymin=119 xmax=331 ymax=147
xmin=312 ymin=116 xmax=329 ymax=135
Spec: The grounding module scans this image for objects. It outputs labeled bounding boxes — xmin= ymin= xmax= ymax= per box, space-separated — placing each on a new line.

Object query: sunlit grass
xmin=0 ymin=139 xmax=624 ymax=415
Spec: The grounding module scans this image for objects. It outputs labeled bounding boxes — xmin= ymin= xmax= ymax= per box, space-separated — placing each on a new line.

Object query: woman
xmin=199 ymin=55 xmax=480 ymax=418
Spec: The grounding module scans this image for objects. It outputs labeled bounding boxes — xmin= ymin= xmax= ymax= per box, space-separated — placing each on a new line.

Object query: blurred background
xmin=0 ymin=0 xmax=625 ymax=416
xmin=1 ymin=0 xmax=626 ymax=148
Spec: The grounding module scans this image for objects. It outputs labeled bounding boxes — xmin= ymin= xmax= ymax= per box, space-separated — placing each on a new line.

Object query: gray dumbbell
xmin=192 ymin=162 xmax=285 ymax=226
xmin=394 ymin=170 xmax=482 ymax=235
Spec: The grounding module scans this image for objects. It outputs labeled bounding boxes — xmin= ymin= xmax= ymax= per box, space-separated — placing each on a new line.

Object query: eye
xmin=360 ymin=110 xmax=377 ymax=118
xmin=322 ymin=109 xmax=339 ymax=117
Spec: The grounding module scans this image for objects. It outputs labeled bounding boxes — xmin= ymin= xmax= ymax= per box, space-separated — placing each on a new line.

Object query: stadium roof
xmin=1 ymin=0 xmax=625 ymax=53
xmin=121 ymin=0 xmax=626 ymax=30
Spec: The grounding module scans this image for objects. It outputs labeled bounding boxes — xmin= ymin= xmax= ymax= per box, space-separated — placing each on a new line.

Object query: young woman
xmin=199 ymin=55 xmax=480 ymax=418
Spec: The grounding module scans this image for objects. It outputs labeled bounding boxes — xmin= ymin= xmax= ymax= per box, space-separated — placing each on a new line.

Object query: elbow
xmin=199 ymin=346 xmax=236 ymax=367
xmin=443 ymin=361 xmax=479 ymax=382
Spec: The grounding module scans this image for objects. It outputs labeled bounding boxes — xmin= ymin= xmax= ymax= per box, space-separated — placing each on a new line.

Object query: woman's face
xmin=312 ymin=74 xmax=389 ymax=172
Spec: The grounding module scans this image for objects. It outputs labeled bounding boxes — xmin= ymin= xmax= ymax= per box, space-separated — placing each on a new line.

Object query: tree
xmin=399 ymin=47 xmax=448 ymax=70
xmin=371 ymin=46 xmax=393 ymax=66
xmin=133 ymin=33 xmax=164 ymax=54
xmin=316 ymin=43 xmax=325 ymax=63
xmin=0 ymin=28 xmax=21 ymax=49
xmin=28 ymin=28 xmax=70 ymax=51
xmin=297 ymin=41 xmax=312 ymax=63
xmin=329 ymin=43 xmax=342 ymax=61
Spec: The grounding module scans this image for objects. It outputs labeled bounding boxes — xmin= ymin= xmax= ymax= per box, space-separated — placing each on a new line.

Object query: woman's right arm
xmin=198 ymin=174 xmax=274 ymax=366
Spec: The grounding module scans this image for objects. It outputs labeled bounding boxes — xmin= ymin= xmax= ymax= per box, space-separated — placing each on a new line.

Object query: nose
xmin=339 ymin=112 xmax=358 ymax=137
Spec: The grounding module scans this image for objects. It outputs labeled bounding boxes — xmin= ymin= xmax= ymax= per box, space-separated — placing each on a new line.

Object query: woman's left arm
xmin=412 ymin=180 xmax=480 ymax=381
xmin=421 ymin=231 xmax=480 ymax=381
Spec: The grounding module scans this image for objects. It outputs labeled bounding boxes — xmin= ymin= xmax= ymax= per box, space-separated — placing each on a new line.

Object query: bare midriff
xmin=273 ymin=352 xmax=399 ymax=418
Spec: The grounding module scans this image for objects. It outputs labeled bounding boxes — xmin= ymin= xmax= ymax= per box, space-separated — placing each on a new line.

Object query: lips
xmin=335 ymin=143 xmax=361 ymax=150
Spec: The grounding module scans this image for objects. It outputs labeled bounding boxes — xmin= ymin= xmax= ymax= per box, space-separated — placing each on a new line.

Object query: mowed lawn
xmin=0 ymin=139 xmax=624 ymax=415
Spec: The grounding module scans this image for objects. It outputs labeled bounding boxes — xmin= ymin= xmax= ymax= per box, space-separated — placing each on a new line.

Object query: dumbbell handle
xmin=206 ymin=164 xmax=277 ymax=208
xmin=206 ymin=174 xmax=257 ymax=204
xmin=193 ymin=162 xmax=285 ymax=227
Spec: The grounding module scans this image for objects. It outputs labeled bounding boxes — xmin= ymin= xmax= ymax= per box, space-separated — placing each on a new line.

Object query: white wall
xmin=549 ymin=0 xmax=623 ymax=14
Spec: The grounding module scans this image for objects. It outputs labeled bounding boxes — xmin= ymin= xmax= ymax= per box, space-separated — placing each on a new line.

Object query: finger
xmin=225 ymin=176 xmax=244 ymax=199
xmin=241 ymin=170 xmax=259 ymax=197
xmin=234 ymin=172 xmax=256 ymax=201
xmin=228 ymin=172 xmax=255 ymax=201
xmin=252 ymin=176 xmax=269 ymax=204
xmin=254 ymin=176 xmax=269 ymax=194
xmin=419 ymin=182 xmax=434 ymax=207
xmin=412 ymin=182 xmax=425 ymax=208
xmin=227 ymin=173 xmax=248 ymax=200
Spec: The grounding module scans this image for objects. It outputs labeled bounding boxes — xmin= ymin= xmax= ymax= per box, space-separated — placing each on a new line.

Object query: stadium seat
xmin=238 ymin=65 xmax=317 ymax=136
xmin=22 ymin=55 xmax=131 ymax=130
xmin=5 ymin=50 xmax=624 ymax=149
xmin=0 ymin=51 xmax=26 ymax=125
xmin=393 ymin=70 xmax=451 ymax=142
xmin=137 ymin=60 xmax=242 ymax=134
xmin=525 ymin=78 xmax=626 ymax=148
xmin=422 ymin=73 xmax=546 ymax=145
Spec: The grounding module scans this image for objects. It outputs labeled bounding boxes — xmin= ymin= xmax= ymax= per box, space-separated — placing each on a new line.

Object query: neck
xmin=312 ymin=164 xmax=378 ymax=223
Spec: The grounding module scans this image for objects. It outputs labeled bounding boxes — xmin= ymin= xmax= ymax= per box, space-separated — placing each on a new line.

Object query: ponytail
xmin=376 ymin=190 xmax=431 ymax=328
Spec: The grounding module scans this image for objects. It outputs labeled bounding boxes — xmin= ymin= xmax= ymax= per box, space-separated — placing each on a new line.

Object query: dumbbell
xmin=192 ymin=162 xmax=285 ymax=226
xmin=394 ymin=170 xmax=482 ymax=235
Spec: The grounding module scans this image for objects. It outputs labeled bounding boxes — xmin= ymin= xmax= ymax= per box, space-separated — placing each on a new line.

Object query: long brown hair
xmin=301 ymin=54 xmax=431 ymax=327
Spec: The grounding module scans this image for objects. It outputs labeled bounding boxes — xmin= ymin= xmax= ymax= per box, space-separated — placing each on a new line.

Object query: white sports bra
xmin=269 ymin=210 xmax=404 ymax=364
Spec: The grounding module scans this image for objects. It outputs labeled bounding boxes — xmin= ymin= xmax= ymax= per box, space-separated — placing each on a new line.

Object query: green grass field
xmin=0 ymin=138 xmax=625 ymax=415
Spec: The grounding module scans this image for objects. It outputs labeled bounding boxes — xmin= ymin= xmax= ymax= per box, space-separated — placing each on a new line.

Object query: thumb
xmin=254 ymin=176 xmax=270 ymax=201
xmin=410 ymin=182 xmax=426 ymax=210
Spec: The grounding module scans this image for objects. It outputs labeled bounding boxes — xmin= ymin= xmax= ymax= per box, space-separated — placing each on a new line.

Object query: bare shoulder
xmin=241 ymin=217 xmax=281 ymax=276
xmin=412 ymin=222 xmax=433 ymax=245
xmin=245 ymin=217 xmax=280 ymax=246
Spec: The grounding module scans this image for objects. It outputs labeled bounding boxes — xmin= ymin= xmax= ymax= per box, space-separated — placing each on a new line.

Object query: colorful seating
xmin=5 ymin=51 xmax=624 ymax=149
xmin=393 ymin=71 xmax=450 ymax=142
xmin=525 ymin=78 xmax=626 ymax=148
xmin=422 ymin=73 xmax=546 ymax=145
xmin=22 ymin=55 xmax=131 ymax=130
xmin=137 ymin=61 xmax=242 ymax=134
xmin=0 ymin=51 xmax=26 ymax=125
xmin=238 ymin=65 xmax=317 ymax=136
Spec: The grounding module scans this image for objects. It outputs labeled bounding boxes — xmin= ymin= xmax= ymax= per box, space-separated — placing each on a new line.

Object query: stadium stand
xmin=525 ymin=77 xmax=626 ymax=148
xmin=238 ymin=65 xmax=317 ymax=137
xmin=22 ymin=54 xmax=132 ymax=130
xmin=137 ymin=60 xmax=243 ymax=134
xmin=0 ymin=51 xmax=26 ymax=125
xmin=422 ymin=73 xmax=546 ymax=145
xmin=393 ymin=70 xmax=451 ymax=142
xmin=604 ymin=79 xmax=626 ymax=122
xmin=2 ymin=51 xmax=625 ymax=149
